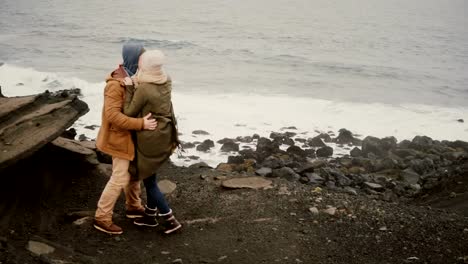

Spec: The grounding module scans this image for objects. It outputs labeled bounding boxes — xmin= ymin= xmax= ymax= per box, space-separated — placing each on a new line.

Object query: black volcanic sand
xmin=0 ymin=145 xmax=467 ymax=264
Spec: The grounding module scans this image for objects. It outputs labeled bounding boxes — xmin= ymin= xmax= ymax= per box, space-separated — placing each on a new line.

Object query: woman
xmin=122 ymin=49 xmax=181 ymax=234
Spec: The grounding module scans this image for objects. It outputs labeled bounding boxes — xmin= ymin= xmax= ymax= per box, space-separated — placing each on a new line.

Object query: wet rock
xmin=189 ymin=162 xmax=211 ymax=169
xmin=393 ymin=148 xmax=420 ymax=159
xmin=73 ymin=216 xmax=93 ymax=226
xmin=61 ymin=128 xmax=77 ymax=139
xmin=187 ymin=155 xmax=199 ymax=160
xmin=221 ymin=141 xmax=239 ymax=152
xmin=409 ymin=158 xmax=433 ymax=175
xmin=307 ymin=136 xmax=326 ymax=147
xmin=446 ymin=140 xmax=468 ymax=152
xmin=84 ymin=124 xmax=99 ymax=130
xmin=272 ymin=167 xmax=301 ymax=181
xmin=401 ymin=168 xmax=420 ymax=185
xmin=227 ymin=155 xmax=244 ymax=164
xmin=410 ymin=135 xmax=433 ymax=151
xmin=78 ymin=134 xmax=88 ymax=141
xmin=181 ymin=141 xmax=196 ymax=149
xmin=362 ymin=136 xmax=397 ymax=157
xmin=255 ymin=167 xmax=273 ymax=177
xmin=217 ymin=138 xmax=234 ymax=144
xmin=252 ymin=133 xmax=260 ymax=139
xmin=196 ymin=139 xmax=215 ymax=152
xmin=158 ymin=180 xmax=177 ymax=194
xmin=286 ymin=145 xmax=306 ymax=159
xmin=239 ymin=148 xmax=257 ymax=160
xmin=281 ymin=126 xmax=297 ymax=130
xmin=316 ymin=146 xmax=333 ymax=157
xmin=270 ymin=132 xmax=295 ymax=145
xmin=295 ymin=138 xmax=307 ymax=143
xmin=304 ymin=148 xmax=316 ymax=158
xmin=335 ymin=128 xmax=361 ymax=145
xmin=192 ymin=130 xmax=210 ymax=135
xmin=256 ymin=137 xmax=280 ymax=161
xmin=315 ymin=133 xmax=332 ymax=143
xmin=350 ymin=147 xmax=362 ymax=157
xmin=222 ymin=177 xmax=272 ymax=189
xmin=443 ymin=151 xmax=466 ymax=161
xmin=457 ymin=119 xmax=464 ymax=123
xmin=236 ymin=136 xmax=253 ymax=143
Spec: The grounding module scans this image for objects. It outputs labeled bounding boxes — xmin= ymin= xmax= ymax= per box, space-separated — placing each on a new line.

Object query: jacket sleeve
xmin=123 ymin=84 xmax=147 ymax=118
xmin=103 ymin=82 xmax=144 ymax=131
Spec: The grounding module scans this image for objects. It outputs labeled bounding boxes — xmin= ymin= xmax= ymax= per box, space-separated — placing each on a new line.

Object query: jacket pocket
xmin=107 ymin=129 xmax=128 ymax=153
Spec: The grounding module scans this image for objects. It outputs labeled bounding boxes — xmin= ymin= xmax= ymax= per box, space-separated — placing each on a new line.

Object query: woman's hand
xmin=143 ymin=113 xmax=157 ymax=130
xmin=123 ymin=77 xmax=133 ymax=86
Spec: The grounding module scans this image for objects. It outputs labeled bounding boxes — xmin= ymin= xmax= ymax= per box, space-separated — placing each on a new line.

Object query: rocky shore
xmin=0 ymin=127 xmax=466 ymax=263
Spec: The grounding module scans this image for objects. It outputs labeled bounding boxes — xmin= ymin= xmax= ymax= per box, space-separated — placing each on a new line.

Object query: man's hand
xmin=143 ymin=113 xmax=157 ymax=130
xmin=123 ymin=77 xmax=133 ymax=86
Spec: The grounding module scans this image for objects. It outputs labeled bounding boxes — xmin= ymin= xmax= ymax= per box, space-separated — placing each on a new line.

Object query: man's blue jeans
xmin=143 ymin=174 xmax=171 ymax=214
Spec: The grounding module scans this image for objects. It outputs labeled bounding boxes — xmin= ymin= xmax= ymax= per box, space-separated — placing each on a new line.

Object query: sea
xmin=1 ymin=0 xmax=467 ymax=166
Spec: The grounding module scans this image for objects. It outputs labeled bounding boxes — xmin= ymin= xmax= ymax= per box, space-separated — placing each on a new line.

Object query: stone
xmin=255 ymin=167 xmax=273 ymax=177
xmin=217 ymin=138 xmax=234 ymax=144
xmin=84 ymin=124 xmax=99 ymax=130
xmin=344 ymin=186 xmax=358 ymax=195
xmin=401 ymin=168 xmax=420 ymax=185
xmin=27 ymin=241 xmax=55 ymax=255
xmin=457 ymin=119 xmax=464 ymax=123
xmin=322 ymin=207 xmax=336 ymax=216
xmin=304 ymin=173 xmax=324 ymax=184
xmin=335 ymin=128 xmax=360 ymax=145
xmin=221 ymin=177 xmax=273 ymax=189
xmin=158 ymin=180 xmax=177 ymax=194
xmin=227 ymin=155 xmax=244 ymax=164
xmin=272 ymin=167 xmax=301 ymax=181
xmin=236 ymin=136 xmax=253 ymax=143
xmin=216 ymin=163 xmax=234 ymax=172
xmin=316 ymin=146 xmax=333 ymax=157
xmin=307 ymin=136 xmax=326 ymax=147
xmin=173 ymin=259 xmax=183 ymax=263
xmin=181 ymin=142 xmax=196 ymax=149
xmin=350 ymin=147 xmax=362 ymax=157
xmin=286 ymin=145 xmax=306 ymax=158
xmin=192 ymin=130 xmax=210 ymax=135
xmin=188 ymin=155 xmax=200 ymax=160
xmin=196 ymin=139 xmax=215 ymax=152
xmin=363 ymin=182 xmax=384 ymax=191
xmin=256 ymin=137 xmax=280 ymax=161
xmin=189 ymin=162 xmax=211 ymax=169
xmin=221 ymin=141 xmax=239 ymax=152
xmin=261 ymin=155 xmax=285 ymax=169
xmin=308 ymin=207 xmax=319 ymax=215
xmin=316 ymin=133 xmax=332 ymax=143
xmin=51 ymin=137 xmax=95 ymax=156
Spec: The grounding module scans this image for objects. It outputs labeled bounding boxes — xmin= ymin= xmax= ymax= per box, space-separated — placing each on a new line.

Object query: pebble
xmin=290 ymin=212 xmax=297 ymax=216
xmin=161 ymin=251 xmax=170 ymax=255
xmin=218 ymin=255 xmax=228 ymax=261
xmin=311 ymin=187 xmax=322 ymax=193
xmin=308 ymin=207 xmax=319 ymax=215
xmin=323 ymin=207 xmax=337 ymax=216
xmin=379 ymin=227 xmax=388 ymax=231
xmin=173 ymin=258 xmax=183 ymax=263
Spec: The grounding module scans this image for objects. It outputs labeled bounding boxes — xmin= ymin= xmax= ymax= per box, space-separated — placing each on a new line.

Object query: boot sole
xmin=126 ymin=214 xmax=144 ymax=219
xmin=133 ymin=221 xmax=159 ymax=227
xmin=164 ymin=224 xmax=182 ymax=234
xmin=93 ymin=224 xmax=123 ymax=235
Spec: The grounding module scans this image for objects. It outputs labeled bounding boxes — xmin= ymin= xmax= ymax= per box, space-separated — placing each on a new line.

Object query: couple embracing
xmin=93 ymin=42 xmax=182 ymax=235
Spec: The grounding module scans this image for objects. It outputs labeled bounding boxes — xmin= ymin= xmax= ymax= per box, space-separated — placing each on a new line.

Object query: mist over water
xmin=1 ymin=0 xmax=468 ymax=165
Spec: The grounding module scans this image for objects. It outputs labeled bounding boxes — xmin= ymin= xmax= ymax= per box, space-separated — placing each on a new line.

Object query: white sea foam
xmin=1 ymin=64 xmax=467 ymax=167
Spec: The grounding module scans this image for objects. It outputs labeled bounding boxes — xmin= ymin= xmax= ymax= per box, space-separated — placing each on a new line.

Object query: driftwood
xmin=0 ymin=90 xmax=89 ymax=169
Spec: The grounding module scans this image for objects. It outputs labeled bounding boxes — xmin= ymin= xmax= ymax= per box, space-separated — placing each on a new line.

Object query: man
xmin=94 ymin=42 xmax=157 ymax=235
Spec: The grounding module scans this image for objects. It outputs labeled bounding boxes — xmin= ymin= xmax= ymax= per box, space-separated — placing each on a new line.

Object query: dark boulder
xmin=217 ymin=138 xmax=235 ymax=144
xmin=334 ymin=128 xmax=361 ymax=145
xmin=316 ymin=146 xmax=333 ymax=157
xmin=361 ymin=136 xmax=396 ymax=157
xmin=236 ymin=136 xmax=253 ymax=143
xmin=307 ymin=136 xmax=326 ymax=147
xmin=409 ymin=135 xmax=433 ymax=151
xmin=221 ymin=141 xmax=239 ymax=152
xmin=227 ymin=155 xmax=244 ymax=164
xmin=181 ymin=141 xmax=196 ymax=149
xmin=261 ymin=155 xmax=285 ymax=169
xmin=255 ymin=167 xmax=273 ymax=177
xmin=196 ymin=139 xmax=215 ymax=152
xmin=350 ymin=147 xmax=362 ymax=157
xmin=192 ymin=130 xmax=210 ymax=135
xmin=272 ymin=167 xmax=301 ymax=181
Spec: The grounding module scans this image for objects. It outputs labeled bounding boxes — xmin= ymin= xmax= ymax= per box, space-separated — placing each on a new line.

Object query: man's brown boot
xmin=93 ymin=219 xmax=123 ymax=235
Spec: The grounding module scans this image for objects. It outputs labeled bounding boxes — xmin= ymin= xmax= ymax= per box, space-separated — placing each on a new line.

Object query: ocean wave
xmin=116 ymin=38 xmax=196 ymax=50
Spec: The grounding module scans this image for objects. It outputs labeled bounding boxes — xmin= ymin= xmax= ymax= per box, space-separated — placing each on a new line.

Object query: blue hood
xmin=122 ymin=41 xmax=144 ymax=76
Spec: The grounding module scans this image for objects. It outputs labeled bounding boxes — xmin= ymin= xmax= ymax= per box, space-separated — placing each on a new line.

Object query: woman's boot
xmin=159 ymin=209 xmax=182 ymax=234
xmin=133 ymin=205 xmax=158 ymax=227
